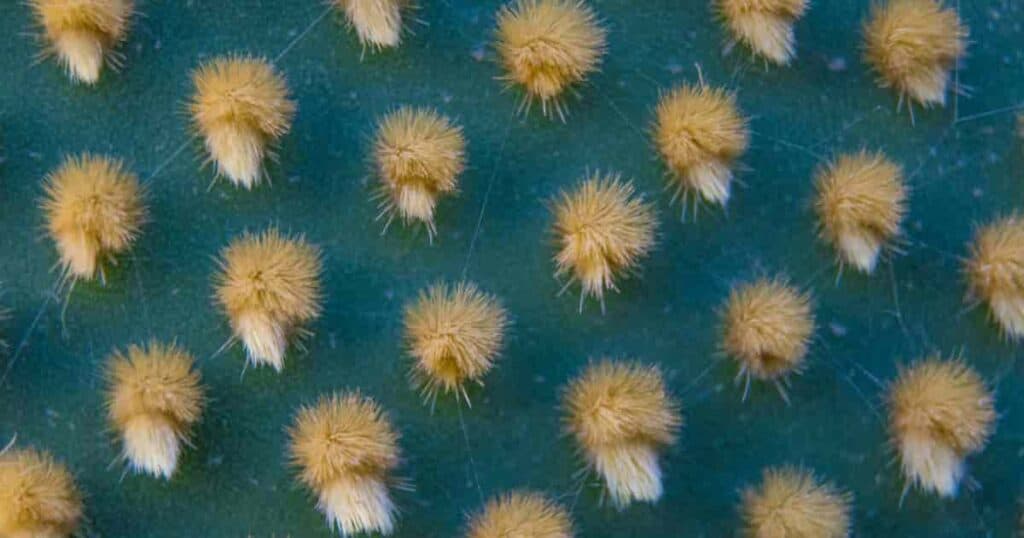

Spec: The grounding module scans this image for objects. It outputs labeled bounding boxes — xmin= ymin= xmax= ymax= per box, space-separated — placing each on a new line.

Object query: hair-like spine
xmin=41 ymin=153 xmax=147 ymax=284
xmin=740 ymin=466 xmax=852 ymax=538
xmin=494 ymin=0 xmax=607 ymax=120
xmin=551 ymin=173 xmax=657 ymax=312
xmin=214 ymin=228 xmax=322 ymax=371
xmin=715 ymin=0 xmax=809 ymax=65
xmin=403 ymin=281 xmax=508 ymax=405
xmin=652 ymin=82 xmax=750 ymax=211
xmin=373 ymin=107 xmax=466 ymax=238
xmin=332 ymin=0 xmax=409 ymax=49
xmin=289 ymin=392 xmax=402 ymax=536
xmin=964 ymin=215 xmax=1024 ymax=339
xmin=106 ymin=341 xmax=205 ymax=479
xmin=887 ymin=357 xmax=995 ymax=497
xmin=0 ymin=446 xmax=83 ymax=538
xmin=814 ymin=151 xmax=907 ymax=274
xmin=467 ymin=491 xmax=574 ymax=538
xmin=29 ymin=0 xmax=134 ymax=84
xmin=863 ymin=0 xmax=967 ymax=108
xmin=563 ymin=360 xmax=681 ymax=508
xmin=189 ymin=55 xmax=296 ymax=189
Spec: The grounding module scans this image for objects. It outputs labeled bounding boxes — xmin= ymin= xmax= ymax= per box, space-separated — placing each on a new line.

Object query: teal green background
xmin=1 ymin=1 xmax=1022 ymax=536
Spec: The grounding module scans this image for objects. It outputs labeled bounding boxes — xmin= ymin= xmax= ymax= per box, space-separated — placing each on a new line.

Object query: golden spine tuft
xmin=403 ymin=281 xmax=508 ymax=404
xmin=333 ymin=0 xmax=408 ymax=49
xmin=965 ymin=215 xmax=1024 ymax=339
xmin=467 ymin=491 xmax=574 ymax=538
xmin=190 ymin=55 xmax=296 ymax=189
xmin=29 ymin=0 xmax=134 ymax=84
xmin=814 ymin=151 xmax=907 ymax=274
xmin=715 ymin=0 xmax=809 ymax=65
xmin=105 ymin=341 xmax=205 ymax=479
xmin=495 ymin=0 xmax=606 ymax=120
xmin=42 ymin=153 xmax=146 ymax=284
xmin=740 ymin=466 xmax=851 ymax=538
xmin=0 ymin=447 xmax=83 ymax=538
xmin=214 ymin=228 xmax=322 ymax=372
xmin=563 ymin=360 xmax=681 ymax=508
xmin=373 ymin=107 xmax=466 ymax=237
xmin=863 ymin=0 xmax=967 ymax=108
xmin=653 ymin=83 xmax=750 ymax=210
xmin=289 ymin=392 xmax=402 ymax=536
xmin=887 ymin=357 xmax=995 ymax=497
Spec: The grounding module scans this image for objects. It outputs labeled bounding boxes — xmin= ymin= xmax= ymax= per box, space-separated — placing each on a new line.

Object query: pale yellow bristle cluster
xmin=863 ymin=0 xmax=967 ymax=108
xmin=333 ymin=0 xmax=408 ymax=49
xmin=887 ymin=357 xmax=995 ymax=497
xmin=741 ymin=466 xmax=851 ymax=538
xmin=814 ymin=151 xmax=907 ymax=274
xmin=106 ymin=341 xmax=204 ymax=479
xmin=467 ymin=491 xmax=574 ymax=538
xmin=721 ymin=278 xmax=814 ymax=386
xmin=716 ymin=0 xmax=809 ymax=65
xmin=0 ymin=447 xmax=83 ymax=538
xmin=190 ymin=56 xmax=296 ymax=189
xmin=653 ymin=83 xmax=750 ymax=209
xmin=495 ymin=0 xmax=606 ymax=119
xmin=403 ymin=281 xmax=508 ymax=404
xmin=965 ymin=215 xmax=1024 ymax=339
xmin=214 ymin=229 xmax=322 ymax=372
xmin=563 ymin=360 xmax=681 ymax=508
xmin=552 ymin=174 xmax=656 ymax=310
xmin=373 ymin=107 xmax=466 ymax=237
xmin=30 ymin=0 xmax=134 ymax=84
xmin=289 ymin=392 xmax=401 ymax=536
xmin=42 ymin=153 xmax=146 ymax=283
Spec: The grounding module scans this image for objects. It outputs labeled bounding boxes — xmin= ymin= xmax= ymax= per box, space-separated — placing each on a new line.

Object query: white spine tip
xmin=208 ymin=124 xmax=265 ymax=189
xmin=237 ymin=312 xmax=287 ymax=371
xmin=688 ymin=159 xmax=732 ymax=206
xmin=838 ymin=232 xmax=882 ymax=274
xmin=900 ymin=434 xmax=964 ymax=497
xmin=56 ymin=29 xmax=104 ymax=84
xmin=989 ymin=294 xmax=1024 ymax=340
xmin=593 ymin=443 xmax=663 ymax=508
xmin=123 ymin=415 xmax=181 ymax=479
xmin=319 ymin=475 xmax=397 ymax=536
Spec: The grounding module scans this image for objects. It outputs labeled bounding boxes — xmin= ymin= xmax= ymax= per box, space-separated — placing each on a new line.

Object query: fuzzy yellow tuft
xmin=190 ymin=56 xmax=296 ymax=189
xmin=30 ymin=0 xmax=134 ymax=84
xmin=42 ymin=153 xmax=146 ymax=283
xmin=373 ymin=107 xmax=466 ymax=237
xmin=551 ymin=173 xmax=656 ymax=311
xmin=106 ymin=341 xmax=204 ymax=479
xmin=814 ymin=151 xmax=907 ymax=274
xmin=863 ymin=0 xmax=967 ymax=108
xmin=653 ymin=83 xmax=750 ymax=210
xmin=495 ymin=0 xmax=606 ymax=120
xmin=563 ymin=360 xmax=681 ymax=508
xmin=715 ymin=0 xmax=809 ymax=65
xmin=214 ymin=229 xmax=322 ymax=372
xmin=403 ymin=281 xmax=508 ymax=404
xmin=333 ymin=0 xmax=409 ymax=49
xmin=290 ymin=392 xmax=402 ymax=536
xmin=965 ymin=215 xmax=1024 ymax=339
xmin=887 ymin=357 xmax=995 ymax=497
xmin=467 ymin=491 xmax=574 ymax=538
xmin=741 ymin=466 xmax=851 ymax=538
xmin=0 ymin=447 xmax=83 ymax=538
xmin=721 ymin=278 xmax=814 ymax=395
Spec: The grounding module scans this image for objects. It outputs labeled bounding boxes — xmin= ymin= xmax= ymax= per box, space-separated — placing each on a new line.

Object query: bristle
xmin=0 ymin=447 xmax=83 ymax=538
xmin=551 ymin=173 xmax=656 ymax=309
xmin=289 ymin=392 xmax=402 ymax=536
xmin=333 ymin=0 xmax=407 ymax=49
xmin=863 ymin=0 xmax=967 ymax=107
xmin=30 ymin=0 xmax=134 ymax=84
xmin=403 ymin=281 xmax=508 ymax=403
xmin=467 ymin=491 xmax=574 ymax=538
xmin=373 ymin=107 xmax=466 ymax=236
xmin=721 ymin=278 xmax=814 ymax=385
xmin=814 ymin=151 xmax=907 ymax=274
xmin=653 ymin=83 xmax=750 ymax=208
xmin=42 ymin=153 xmax=146 ymax=283
xmin=214 ymin=229 xmax=322 ymax=371
xmin=887 ymin=357 xmax=995 ymax=497
xmin=965 ymin=215 xmax=1024 ymax=339
xmin=563 ymin=360 xmax=681 ymax=508
xmin=190 ymin=55 xmax=296 ymax=189
xmin=106 ymin=341 xmax=204 ymax=479
xmin=741 ymin=466 xmax=851 ymax=538
xmin=495 ymin=0 xmax=606 ymax=119
xmin=716 ymin=0 xmax=809 ymax=65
